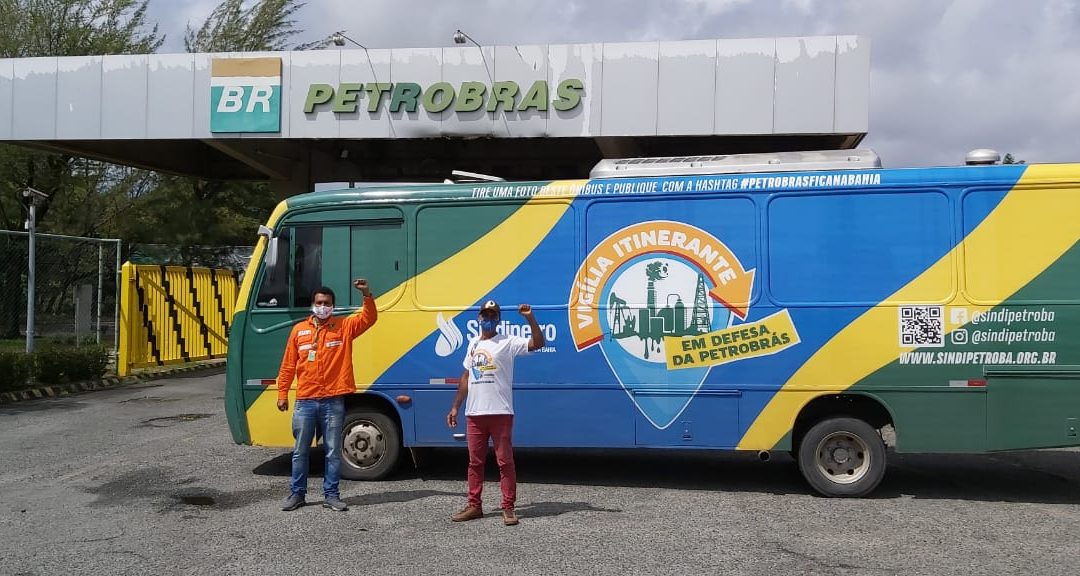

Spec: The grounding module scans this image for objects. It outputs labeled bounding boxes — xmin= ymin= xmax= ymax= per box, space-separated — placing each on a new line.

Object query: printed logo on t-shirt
xmin=469 ymin=349 xmax=496 ymax=382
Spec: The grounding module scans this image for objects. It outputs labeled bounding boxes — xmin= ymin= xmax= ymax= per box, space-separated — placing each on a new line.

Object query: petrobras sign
xmin=302 ymin=79 xmax=584 ymax=115
xmin=210 ymin=57 xmax=282 ymax=133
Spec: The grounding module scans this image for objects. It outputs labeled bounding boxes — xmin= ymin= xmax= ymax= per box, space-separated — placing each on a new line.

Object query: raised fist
xmin=518 ymin=303 xmax=533 ymax=317
xmin=353 ymin=278 xmax=371 ymax=296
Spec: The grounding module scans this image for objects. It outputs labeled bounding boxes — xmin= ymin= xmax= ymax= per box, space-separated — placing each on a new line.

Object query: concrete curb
xmin=0 ymin=360 xmax=227 ymax=405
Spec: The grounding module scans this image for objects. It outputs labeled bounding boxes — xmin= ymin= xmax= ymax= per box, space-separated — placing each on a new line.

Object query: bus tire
xmin=340 ymin=409 xmax=401 ymax=481
xmin=797 ymin=417 xmax=885 ymax=497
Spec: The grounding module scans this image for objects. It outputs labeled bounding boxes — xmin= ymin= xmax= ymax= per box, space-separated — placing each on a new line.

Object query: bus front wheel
xmin=797 ymin=417 xmax=885 ymax=497
xmin=340 ymin=409 xmax=401 ymax=481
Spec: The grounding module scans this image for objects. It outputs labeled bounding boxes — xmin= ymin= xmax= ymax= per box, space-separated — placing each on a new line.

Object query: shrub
xmin=33 ymin=345 xmax=110 ymax=385
xmin=0 ymin=351 xmax=33 ymax=391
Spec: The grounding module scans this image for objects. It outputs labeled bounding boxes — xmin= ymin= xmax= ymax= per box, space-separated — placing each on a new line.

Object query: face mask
xmin=312 ymin=305 xmax=333 ymax=320
xmin=479 ymin=317 xmax=498 ymax=333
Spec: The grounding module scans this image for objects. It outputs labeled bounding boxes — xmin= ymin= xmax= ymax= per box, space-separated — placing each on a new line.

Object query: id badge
xmin=307 ymin=350 xmax=316 ymax=362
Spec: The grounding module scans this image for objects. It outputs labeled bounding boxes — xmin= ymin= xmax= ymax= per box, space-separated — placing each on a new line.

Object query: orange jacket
xmin=276 ymin=296 xmax=377 ymax=401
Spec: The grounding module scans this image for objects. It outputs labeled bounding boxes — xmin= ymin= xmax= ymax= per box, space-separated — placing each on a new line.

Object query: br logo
xmin=210 ymin=57 xmax=282 ymax=133
xmin=568 ymin=220 xmax=757 ymax=429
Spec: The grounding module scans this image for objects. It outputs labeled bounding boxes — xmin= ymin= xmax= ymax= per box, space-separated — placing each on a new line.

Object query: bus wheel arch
xmin=791 ymin=393 xmax=894 ymax=497
xmin=791 ymin=393 xmax=895 ymax=451
xmin=339 ymin=392 xmax=403 ymax=481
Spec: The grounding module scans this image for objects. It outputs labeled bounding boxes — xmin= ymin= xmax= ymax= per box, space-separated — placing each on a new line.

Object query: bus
xmin=224 ymin=149 xmax=1080 ymax=497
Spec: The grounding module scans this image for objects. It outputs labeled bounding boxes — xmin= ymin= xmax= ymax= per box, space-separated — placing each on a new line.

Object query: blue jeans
xmin=289 ymin=396 xmax=345 ymax=498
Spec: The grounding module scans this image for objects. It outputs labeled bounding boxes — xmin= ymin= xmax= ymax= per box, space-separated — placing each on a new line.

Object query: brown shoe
xmin=451 ymin=505 xmax=483 ymax=522
xmin=502 ymin=507 xmax=519 ymax=526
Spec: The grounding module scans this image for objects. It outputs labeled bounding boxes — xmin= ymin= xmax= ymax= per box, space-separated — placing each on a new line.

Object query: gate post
xmin=117 ymin=262 xmax=134 ymax=376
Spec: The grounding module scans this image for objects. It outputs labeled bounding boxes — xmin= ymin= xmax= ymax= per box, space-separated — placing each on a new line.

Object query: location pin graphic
xmin=568 ymin=221 xmax=754 ymax=430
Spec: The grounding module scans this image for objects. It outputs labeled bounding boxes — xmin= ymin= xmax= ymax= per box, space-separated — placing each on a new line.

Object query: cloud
xmin=147 ymin=0 xmax=221 ymax=49
xmin=147 ymin=0 xmax=1080 ymax=167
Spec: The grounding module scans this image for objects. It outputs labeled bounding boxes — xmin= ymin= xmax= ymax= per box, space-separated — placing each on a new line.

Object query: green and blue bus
xmin=225 ymin=149 xmax=1080 ymax=497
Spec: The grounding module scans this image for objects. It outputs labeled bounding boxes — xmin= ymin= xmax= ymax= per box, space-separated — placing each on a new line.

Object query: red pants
xmin=466 ymin=415 xmax=516 ymax=510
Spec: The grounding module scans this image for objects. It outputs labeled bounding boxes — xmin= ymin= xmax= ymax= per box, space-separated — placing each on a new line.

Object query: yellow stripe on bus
xmin=246 ymin=183 xmax=584 ymax=447
xmin=737 ymin=165 xmax=1080 ymax=450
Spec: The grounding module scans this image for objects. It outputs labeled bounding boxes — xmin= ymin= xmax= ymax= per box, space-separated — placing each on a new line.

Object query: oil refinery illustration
xmin=607 ymin=261 xmax=712 ymax=359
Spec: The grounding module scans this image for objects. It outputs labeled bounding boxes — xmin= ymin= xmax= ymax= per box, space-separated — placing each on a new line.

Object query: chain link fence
xmin=0 ymin=230 xmax=120 ymax=352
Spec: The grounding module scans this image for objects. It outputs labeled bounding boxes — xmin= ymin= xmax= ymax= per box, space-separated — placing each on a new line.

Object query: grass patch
xmin=0 ymin=339 xmax=26 ymax=352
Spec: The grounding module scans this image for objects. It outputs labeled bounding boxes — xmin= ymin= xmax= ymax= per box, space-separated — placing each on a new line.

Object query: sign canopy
xmin=0 ymin=36 xmax=869 ymax=193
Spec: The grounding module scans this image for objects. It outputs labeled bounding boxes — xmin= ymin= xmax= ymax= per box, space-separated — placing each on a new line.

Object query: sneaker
xmin=281 ymin=493 xmax=305 ymax=511
xmin=322 ymin=496 xmax=349 ymax=512
xmin=451 ymin=505 xmax=483 ymax=522
xmin=502 ymin=507 xmax=519 ymax=526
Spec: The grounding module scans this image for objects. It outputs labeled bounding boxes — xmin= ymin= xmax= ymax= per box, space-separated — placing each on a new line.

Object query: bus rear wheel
xmin=340 ymin=409 xmax=401 ymax=481
xmin=797 ymin=417 xmax=885 ymax=497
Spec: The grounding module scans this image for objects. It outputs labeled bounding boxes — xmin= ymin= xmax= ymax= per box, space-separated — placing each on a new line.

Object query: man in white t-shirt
xmin=447 ymin=299 xmax=544 ymax=526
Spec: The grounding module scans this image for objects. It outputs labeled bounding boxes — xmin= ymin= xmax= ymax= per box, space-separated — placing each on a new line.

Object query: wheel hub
xmin=815 ymin=432 xmax=870 ymax=485
xmin=343 ymin=420 xmax=385 ymax=469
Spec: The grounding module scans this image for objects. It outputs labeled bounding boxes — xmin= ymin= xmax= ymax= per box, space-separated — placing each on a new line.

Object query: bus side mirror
xmin=258 ymin=225 xmax=278 ymax=268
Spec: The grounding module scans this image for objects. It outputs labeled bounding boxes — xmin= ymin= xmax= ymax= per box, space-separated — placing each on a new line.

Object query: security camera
xmin=21 ymin=187 xmax=49 ymax=203
xmin=331 ymin=33 xmax=345 ymax=47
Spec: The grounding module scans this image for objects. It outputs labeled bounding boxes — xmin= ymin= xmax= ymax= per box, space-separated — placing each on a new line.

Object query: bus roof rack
xmin=590 ymin=149 xmax=882 ymax=179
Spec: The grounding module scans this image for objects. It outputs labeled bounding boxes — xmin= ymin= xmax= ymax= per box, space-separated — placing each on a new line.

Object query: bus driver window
xmin=255 ymin=229 xmax=290 ymax=308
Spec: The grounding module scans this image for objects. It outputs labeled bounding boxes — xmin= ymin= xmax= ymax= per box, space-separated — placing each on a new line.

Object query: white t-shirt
xmin=462 ymin=334 xmax=531 ymax=416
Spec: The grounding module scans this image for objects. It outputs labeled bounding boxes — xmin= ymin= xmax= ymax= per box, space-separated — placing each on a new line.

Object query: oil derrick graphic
xmin=609 ymin=292 xmax=635 ymax=338
xmin=608 ymin=260 xmax=713 ymax=359
xmin=692 ymin=274 xmax=710 ymax=333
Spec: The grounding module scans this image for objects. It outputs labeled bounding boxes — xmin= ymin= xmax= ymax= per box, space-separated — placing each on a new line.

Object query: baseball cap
xmin=480 ymin=300 xmax=501 ymax=315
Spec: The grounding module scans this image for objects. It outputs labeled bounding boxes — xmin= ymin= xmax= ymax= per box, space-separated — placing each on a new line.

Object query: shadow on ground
xmin=254 ymin=445 xmax=1080 ymax=504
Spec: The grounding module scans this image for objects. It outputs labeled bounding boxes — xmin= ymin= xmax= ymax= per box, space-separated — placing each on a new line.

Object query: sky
xmin=147 ymin=0 xmax=1080 ymax=168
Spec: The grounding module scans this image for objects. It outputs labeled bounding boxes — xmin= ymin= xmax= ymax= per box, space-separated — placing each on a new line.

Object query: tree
xmin=184 ymin=0 xmax=308 ymax=52
xmin=0 ymin=0 xmax=162 ymax=58
xmin=120 ymin=176 xmax=277 ymax=267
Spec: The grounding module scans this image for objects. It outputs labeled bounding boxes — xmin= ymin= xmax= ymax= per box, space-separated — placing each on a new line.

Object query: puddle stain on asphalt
xmin=118 ymin=396 xmax=180 ymax=404
xmin=139 ymin=413 xmax=214 ymax=427
xmin=84 ymin=467 xmax=278 ymax=512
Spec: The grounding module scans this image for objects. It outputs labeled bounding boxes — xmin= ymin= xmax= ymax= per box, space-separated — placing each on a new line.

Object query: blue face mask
xmin=479 ymin=317 xmax=498 ymax=333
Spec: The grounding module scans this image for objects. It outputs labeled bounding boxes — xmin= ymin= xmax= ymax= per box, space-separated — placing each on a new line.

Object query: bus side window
xmin=351 ymin=220 xmax=405 ymax=307
xmin=255 ymin=229 xmax=291 ymax=308
xmin=293 ymin=226 xmax=324 ymax=308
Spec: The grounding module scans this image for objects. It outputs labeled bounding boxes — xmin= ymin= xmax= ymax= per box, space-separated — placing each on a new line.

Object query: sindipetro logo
xmin=568 ymin=220 xmax=800 ymax=429
xmin=433 ymin=311 xmax=557 ymax=357
xmin=210 ymin=57 xmax=282 ymax=133
xmin=434 ymin=312 xmax=465 ymax=357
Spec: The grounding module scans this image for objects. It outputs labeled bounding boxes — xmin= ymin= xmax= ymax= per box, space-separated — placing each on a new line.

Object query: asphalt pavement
xmin=1 ymin=371 xmax=1079 ymax=576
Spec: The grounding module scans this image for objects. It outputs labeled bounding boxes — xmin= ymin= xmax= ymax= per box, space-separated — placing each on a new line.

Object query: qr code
xmin=899 ymin=306 xmax=944 ymax=347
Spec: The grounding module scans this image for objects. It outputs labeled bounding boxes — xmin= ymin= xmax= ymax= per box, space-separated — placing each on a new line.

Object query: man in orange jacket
xmin=276 ymin=279 xmax=377 ymax=512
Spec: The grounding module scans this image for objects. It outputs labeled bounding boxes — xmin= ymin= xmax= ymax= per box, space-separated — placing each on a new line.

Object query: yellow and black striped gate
xmin=117 ymin=263 xmax=238 ymax=376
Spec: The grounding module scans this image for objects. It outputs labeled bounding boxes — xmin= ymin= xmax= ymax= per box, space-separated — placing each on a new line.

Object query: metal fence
xmin=0 ymin=230 xmax=121 ymax=351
